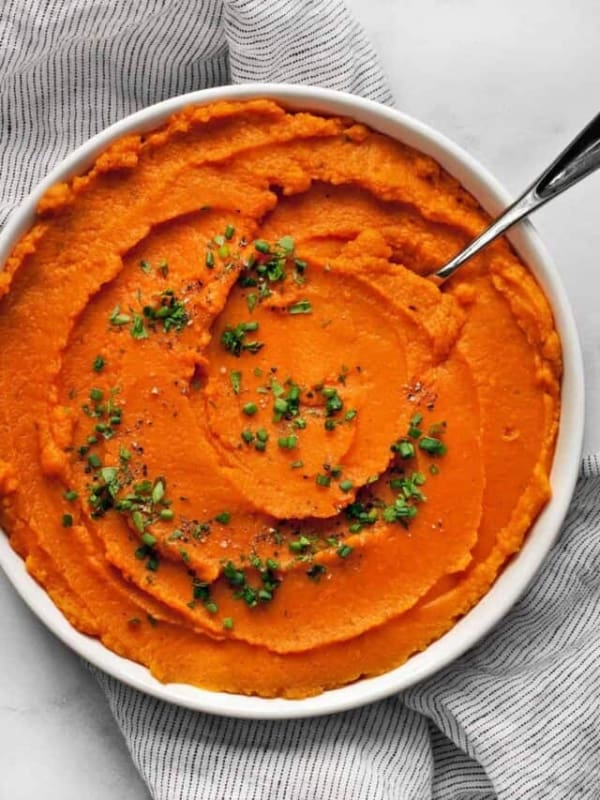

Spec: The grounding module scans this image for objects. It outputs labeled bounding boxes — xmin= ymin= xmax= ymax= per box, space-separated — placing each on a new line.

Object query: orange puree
xmin=0 ymin=99 xmax=561 ymax=697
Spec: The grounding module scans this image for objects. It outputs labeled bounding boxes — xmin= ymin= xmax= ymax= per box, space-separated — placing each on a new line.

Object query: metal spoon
xmin=434 ymin=112 xmax=600 ymax=281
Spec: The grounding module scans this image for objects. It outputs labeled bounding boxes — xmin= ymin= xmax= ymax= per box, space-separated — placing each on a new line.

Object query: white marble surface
xmin=2 ymin=1 xmax=600 ymax=797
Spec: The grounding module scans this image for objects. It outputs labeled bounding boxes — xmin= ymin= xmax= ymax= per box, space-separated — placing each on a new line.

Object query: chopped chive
xmin=316 ymin=473 xmax=331 ymax=487
xmin=288 ymin=299 xmax=312 ymax=315
xmin=419 ymin=437 xmax=447 ymax=456
xmin=222 ymin=617 xmax=234 ymax=630
xmin=140 ymin=259 xmax=152 ymax=274
xmin=337 ymin=544 xmax=353 ymax=559
xmin=429 ymin=463 xmax=440 ymax=475
xmin=256 ymin=428 xmax=269 ymax=443
xmin=218 ymin=244 xmax=230 ymax=259
xmin=205 ymin=602 xmax=218 ymax=614
xmin=392 ymin=440 xmax=415 ymax=459
xmin=242 ymin=402 xmax=258 ymax=416
xmin=159 ymin=508 xmax=174 ymax=521
xmin=246 ymin=292 xmax=258 ymax=312
xmin=289 ymin=535 xmax=311 ymax=553
xmin=109 ymin=305 xmax=131 ymax=326
xmin=141 ymin=532 xmax=157 ymax=547
xmin=92 ymin=355 xmax=105 ymax=373
xmin=61 ymin=513 xmax=73 ymax=528
xmin=242 ymin=429 xmax=255 ymax=444
xmin=224 ymin=224 xmax=235 ymax=240
xmin=277 ymin=235 xmax=295 ymax=253
xmin=205 ymin=249 xmax=215 ymax=268
xmin=221 ymin=322 xmax=263 ymax=356
xmin=132 ymin=510 xmax=145 ymax=533
xmin=90 ymin=388 xmax=103 ymax=402
xmin=344 ymin=409 xmax=357 ymax=421
xmin=230 ymin=370 xmax=242 ymax=395
xmin=255 ymin=239 xmax=270 ymax=254
xmin=100 ymin=467 xmax=118 ymax=484
xmin=277 ymin=435 xmax=297 ymax=449
xmin=152 ymin=479 xmax=165 ymax=504
xmin=215 ymin=511 xmax=231 ymax=524
xmin=274 ymin=397 xmax=288 ymax=415
xmin=87 ymin=453 xmax=101 ymax=469
xmin=63 ymin=490 xmax=78 ymax=502
xmin=290 ymin=460 xmax=304 ymax=469
xmin=339 ymin=479 xmax=354 ymax=492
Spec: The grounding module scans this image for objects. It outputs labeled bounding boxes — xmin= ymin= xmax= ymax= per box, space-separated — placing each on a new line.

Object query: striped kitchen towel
xmin=2 ymin=1 xmax=599 ymax=798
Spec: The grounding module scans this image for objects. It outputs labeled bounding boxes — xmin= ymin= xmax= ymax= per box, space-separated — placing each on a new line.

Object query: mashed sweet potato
xmin=0 ymin=99 xmax=561 ymax=697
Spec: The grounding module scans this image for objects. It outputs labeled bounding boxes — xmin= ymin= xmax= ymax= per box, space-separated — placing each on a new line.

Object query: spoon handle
xmin=435 ymin=112 xmax=600 ymax=281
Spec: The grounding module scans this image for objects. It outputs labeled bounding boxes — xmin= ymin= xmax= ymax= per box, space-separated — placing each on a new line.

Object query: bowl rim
xmin=0 ymin=82 xmax=585 ymax=719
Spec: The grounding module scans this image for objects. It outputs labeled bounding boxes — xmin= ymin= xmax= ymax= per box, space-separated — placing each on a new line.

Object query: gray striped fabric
xmin=2 ymin=1 xmax=599 ymax=798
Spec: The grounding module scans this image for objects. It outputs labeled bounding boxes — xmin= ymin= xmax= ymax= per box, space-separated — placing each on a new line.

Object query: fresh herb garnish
xmin=237 ymin=235 xmax=307 ymax=307
xmin=230 ymin=370 xmax=242 ymax=395
xmin=221 ymin=321 xmax=263 ymax=356
xmin=143 ymin=289 xmax=189 ymax=333
xmin=322 ymin=386 xmax=344 ymax=417
xmin=92 ymin=355 xmax=105 ymax=373
xmin=131 ymin=313 xmax=148 ymax=340
xmin=222 ymin=557 xmax=281 ymax=607
xmin=109 ymin=305 xmax=131 ymax=327
xmin=391 ymin=440 xmax=415 ymax=459
xmin=288 ymin=299 xmax=312 ymax=315
xmin=419 ymin=436 xmax=447 ymax=456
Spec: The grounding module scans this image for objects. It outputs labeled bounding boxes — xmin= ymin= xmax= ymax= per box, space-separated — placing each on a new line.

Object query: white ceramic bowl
xmin=0 ymin=83 xmax=584 ymax=719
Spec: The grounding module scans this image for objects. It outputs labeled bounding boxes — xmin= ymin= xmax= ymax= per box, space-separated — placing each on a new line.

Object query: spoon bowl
xmin=435 ymin=112 xmax=600 ymax=280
